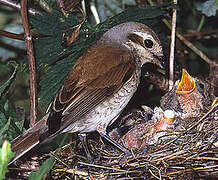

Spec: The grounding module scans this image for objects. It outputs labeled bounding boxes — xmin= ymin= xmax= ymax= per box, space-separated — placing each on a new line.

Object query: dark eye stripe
xmin=127 ymin=33 xmax=145 ymax=47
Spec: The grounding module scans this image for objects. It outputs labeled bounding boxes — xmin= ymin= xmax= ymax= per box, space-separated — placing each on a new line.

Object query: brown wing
xmin=47 ymin=43 xmax=136 ymax=135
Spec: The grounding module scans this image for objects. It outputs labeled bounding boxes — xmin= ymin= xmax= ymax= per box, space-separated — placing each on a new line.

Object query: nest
xmin=48 ymin=101 xmax=218 ymax=179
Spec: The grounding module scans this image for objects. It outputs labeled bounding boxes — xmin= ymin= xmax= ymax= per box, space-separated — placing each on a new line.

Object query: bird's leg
xmin=99 ymin=131 xmax=130 ymax=153
xmin=97 ymin=123 xmax=130 ymax=154
xmin=78 ymin=133 xmax=92 ymax=161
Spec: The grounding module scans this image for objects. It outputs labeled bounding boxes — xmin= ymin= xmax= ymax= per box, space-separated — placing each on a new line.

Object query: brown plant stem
xmin=0 ymin=0 xmax=40 ymax=15
xmin=20 ymin=0 xmax=37 ymax=127
xmin=0 ymin=30 xmax=24 ymax=41
xmin=169 ymin=0 xmax=177 ymax=90
xmin=183 ymin=29 xmax=218 ymax=38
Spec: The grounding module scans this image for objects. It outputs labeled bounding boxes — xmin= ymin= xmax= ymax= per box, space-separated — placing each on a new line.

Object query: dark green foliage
xmin=0 ymin=61 xmax=18 ymax=97
xmin=0 ymin=62 xmax=24 ymax=145
xmin=31 ymin=4 xmax=170 ymax=104
xmin=30 ymin=10 xmax=80 ymax=35
xmin=0 ymin=99 xmax=24 ymax=145
xmin=30 ymin=11 xmax=81 ymax=69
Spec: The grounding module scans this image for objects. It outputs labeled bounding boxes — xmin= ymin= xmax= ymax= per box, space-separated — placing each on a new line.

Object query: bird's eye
xmin=144 ymin=39 xmax=153 ymax=48
xmin=199 ymin=82 xmax=204 ymax=90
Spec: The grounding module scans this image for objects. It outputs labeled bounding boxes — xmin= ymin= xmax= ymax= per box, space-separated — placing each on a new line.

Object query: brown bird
xmin=10 ymin=22 xmax=164 ymax=163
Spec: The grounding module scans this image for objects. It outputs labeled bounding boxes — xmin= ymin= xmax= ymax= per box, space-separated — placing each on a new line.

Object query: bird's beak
xmin=153 ymin=55 xmax=165 ymax=69
xmin=176 ymin=69 xmax=195 ymax=94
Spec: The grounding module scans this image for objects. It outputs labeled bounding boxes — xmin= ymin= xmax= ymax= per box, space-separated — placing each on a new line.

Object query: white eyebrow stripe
xmin=133 ymin=31 xmax=154 ymax=40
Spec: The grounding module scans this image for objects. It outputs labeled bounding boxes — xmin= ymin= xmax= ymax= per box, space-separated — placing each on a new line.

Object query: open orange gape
xmin=176 ymin=69 xmax=196 ymax=94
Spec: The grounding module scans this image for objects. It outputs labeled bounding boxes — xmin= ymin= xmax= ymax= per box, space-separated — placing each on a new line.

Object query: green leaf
xmin=29 ymin=156 xmax=55 ymax=180
xmin=30 ymin=10 xmax=79 ymax=36
xmin=0 ymin=61 xmax=18 ymax=96
xmin=0 ymin=98 xmax=23 ymax=142
xmin=0 ymin=141 xmax=15 ymax=180
xmin=196 ymin=0 xmax=218 ymax=16
xmin=0 ymin=118 xmax=11 ymax=143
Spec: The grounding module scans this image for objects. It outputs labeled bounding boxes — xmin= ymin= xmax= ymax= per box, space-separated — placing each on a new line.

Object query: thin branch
xmin=0 ymin=29 xmax=51 ymax=41
xmin=183 ymin=29 xmax=218 ymax=38
xmin=0 ymin=30 xmax=24 ymax=41
xmin=0 ymin=0 xmax=40 ymax=15
xmin=20 ymin=0 xmax=37 ymax=127
xmin=166 ymin=165 xmax=218 ymax=175
xmin=197 ymin=15 xmax=205 ymax=32
xmin=90 ymin=1 xmax=100 ymax=24
xmin=169 ymin=0 xmax=177 ymax=90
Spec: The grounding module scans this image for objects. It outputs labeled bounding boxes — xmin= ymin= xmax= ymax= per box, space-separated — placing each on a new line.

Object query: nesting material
xmin=45 ymin=99 xmax=217 ymax=179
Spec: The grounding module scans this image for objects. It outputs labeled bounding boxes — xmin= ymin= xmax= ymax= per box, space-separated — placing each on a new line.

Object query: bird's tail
xmin=9 ymin=114 xmax=49 ymax=165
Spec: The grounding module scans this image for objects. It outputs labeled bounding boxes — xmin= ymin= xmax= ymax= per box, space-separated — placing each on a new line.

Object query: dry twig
xmin=168 ymin=0 xmax=177 ymax=90
xmin=0 ymin=0 xmax=40 ymax=15
xmin=0 ymin=30 xmax=24 ymax=41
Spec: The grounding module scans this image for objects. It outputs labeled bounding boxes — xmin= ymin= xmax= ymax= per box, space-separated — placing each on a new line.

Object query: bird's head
xmin=100 ymin=22 xmax=164 ymax=68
